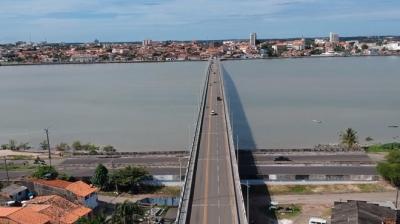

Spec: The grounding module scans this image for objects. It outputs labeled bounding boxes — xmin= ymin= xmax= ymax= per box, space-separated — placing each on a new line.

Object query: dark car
xmin=274 ymin=156 xmax=291 ymax=161
xmin=217 ymin=96 xmax=222 ymax=101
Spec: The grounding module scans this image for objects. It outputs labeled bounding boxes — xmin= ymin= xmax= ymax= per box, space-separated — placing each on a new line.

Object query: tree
xmin=32 ymin=165 xmax=58 ymax=179
xmin=1 ymin=144 xmax=9 ymax=150
xmin=9 ymin=139 xmax=17 ymax=150
xmin=377 ymin=151 xmax=400 ymax=206
xmin=18 ymin=142 xmax=31 ymax=150
xmin=361 ymin=44 xmax=369 ymax=50
xmin=340 ymin=128 xmax=358 ymax=149
xmin=91 ymin=164 xmax=109 ymax=190
xmin=77 ymin=215 xmax=106 ymax=224
xmin=102 ymin=145 xmax=116 ymax=153
xmin=56 ymin=142 xmax=70 ymax=151
xmin=111 ymin=201 xmax=143 ymax=224
xmin=72 ymin=141 xmax=82 ymax=151
xmin=40 ymin=140 xmax=48 ymax=151
xmin=111 ymin=166 xmax=149 ymax=193
xmin=365 ymin=136 xmax=374 ymax=142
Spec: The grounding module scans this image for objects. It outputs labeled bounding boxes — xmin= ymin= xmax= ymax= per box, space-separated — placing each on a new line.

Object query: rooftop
xmin=33 ymin=179 xmax=97 ymax=197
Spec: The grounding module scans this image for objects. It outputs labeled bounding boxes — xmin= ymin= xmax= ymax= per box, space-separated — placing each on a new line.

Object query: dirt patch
xmin=265 ymin=182 xmax=394 ymax=195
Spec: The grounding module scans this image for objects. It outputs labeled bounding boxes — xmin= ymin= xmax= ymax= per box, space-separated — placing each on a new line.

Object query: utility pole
xmin=44 ymin=128 xmax=51 ymax=166
xmin=396 ymin=188 xmax=399 ymax=209
xmin=4 ymin=157 xmax=9 ymax=183
xmin=179 ymin=157 xmax=182 ymax=182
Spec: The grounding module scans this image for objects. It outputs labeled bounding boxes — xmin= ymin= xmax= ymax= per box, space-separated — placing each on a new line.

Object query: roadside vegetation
xmin=0 ymin=139 xmax=117 ymax=155
xmin=366 ymin=142 xmax=400 ymax=153
xmin=377 ymin=151 xmax=400 ymax=187
xmin=260 ymin=183 xmax=394 ymax=195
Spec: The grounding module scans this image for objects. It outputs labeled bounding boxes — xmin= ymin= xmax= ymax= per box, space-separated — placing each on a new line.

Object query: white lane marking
xmin=219 ymin=215 xmax=221 ymax=224
xmin=192 ymin=203 xmax=231 ymax=207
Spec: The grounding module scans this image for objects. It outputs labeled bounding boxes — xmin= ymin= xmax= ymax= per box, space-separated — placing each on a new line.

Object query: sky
xmin=1 ymin=0 xmax=400 ymax=43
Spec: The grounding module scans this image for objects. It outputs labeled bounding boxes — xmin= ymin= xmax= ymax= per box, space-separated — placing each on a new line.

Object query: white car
xmin=210 ymin=110 xmax=217 ymax=116
xmin=309 ymin=217 xmax=327 ymax=224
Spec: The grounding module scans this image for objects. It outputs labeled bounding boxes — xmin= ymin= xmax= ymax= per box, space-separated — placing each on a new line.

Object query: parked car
xmin=274 ymin=156 xmax=291 ymax=161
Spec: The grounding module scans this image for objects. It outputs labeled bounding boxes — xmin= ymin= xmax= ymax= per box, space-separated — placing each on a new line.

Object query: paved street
xmin=189 ymin=60 xmax=238 ymax=224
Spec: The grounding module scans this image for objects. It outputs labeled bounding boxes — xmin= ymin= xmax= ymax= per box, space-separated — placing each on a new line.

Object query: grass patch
xmin=6 ymin=155 xmax=34 ymax=160
xmin=273 ymin=204 xmax=301 ymax=219
xmin=0 ymin=162 xmax=37 ymax=171
xmin=266 ymin=183 xmax=393 ymax=195
xmin=366 ymin=142 xmax=400 ymax=152
xmin=152 ymin=186 xmax=181 ymax=196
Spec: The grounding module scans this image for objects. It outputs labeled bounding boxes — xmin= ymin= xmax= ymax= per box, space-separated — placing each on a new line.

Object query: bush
xmin=32 ymin=165 xmax=58 ymax=179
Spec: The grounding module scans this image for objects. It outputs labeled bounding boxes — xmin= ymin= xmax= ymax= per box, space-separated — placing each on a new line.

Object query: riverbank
xmin=1 ymin=54 xmax=399 ymax=67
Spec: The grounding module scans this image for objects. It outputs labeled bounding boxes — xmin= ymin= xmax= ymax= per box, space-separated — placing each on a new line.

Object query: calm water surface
xmin=1 ymin=57 xmax=399 ymax=151
xmin=223 ymin=57 xmax=400 ymax=149
xmin=0 ymin=62 xmax=206 ymax=151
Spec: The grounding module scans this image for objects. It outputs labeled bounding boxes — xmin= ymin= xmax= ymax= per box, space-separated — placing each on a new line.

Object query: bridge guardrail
xmin=176 ymin=60 xmax=212 ymax=223
xmin=219 ymin=60 xmax=249 ymax=224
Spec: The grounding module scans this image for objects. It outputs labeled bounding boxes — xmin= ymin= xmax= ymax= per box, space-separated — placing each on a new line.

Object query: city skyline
xmin=1 ymin=0 xmax=400 ymax=43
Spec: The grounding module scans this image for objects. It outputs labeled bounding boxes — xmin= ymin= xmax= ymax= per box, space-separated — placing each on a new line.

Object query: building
xmin=250 ymin=32 xmax=257 ymax=47
xmin=329 ymin=32 xmax=340 ymax=43
xmin=33 ymin=179 xmax=98 ymax=209
xmin=1 ymin=184 xmax=29 ymax=202
xmin=142 ymin=39 xmax=152 ymax=47
xmin=0 ymin=195 xmax=91 ymax=224
xmin=0 ymin=207 xmax=50 ymax=224
xmin=331 ymin=200 xmax=399 ymax=224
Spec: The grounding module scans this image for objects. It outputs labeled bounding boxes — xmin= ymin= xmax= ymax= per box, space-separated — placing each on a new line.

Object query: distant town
xmin=1 ymin=32 xmax=400 ymax=65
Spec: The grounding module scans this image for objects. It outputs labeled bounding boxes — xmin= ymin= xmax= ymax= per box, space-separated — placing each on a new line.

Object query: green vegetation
xmin=377 ymin=151 xmax=400 ymax=187
xmin=91 ymin=164 xmax=109 ymax=190
xmin=340 ymin=128 xmax=358 ymax=149
xmin=110 ymin=166 xmax=150 ymax=193
xmin=77 ymin=215 xmax=106 ymax=224
xmin=1 ymin=139 xmax=31 ymax=151
xmin=265 ymin=183 xmax=392 ymax=195
xmin=367 ymin=142 xmax=400 ymax=152
xmin=56 ymin=142 xmax=70 ymax=151
xmin=0 ymin=162 xmax=36 ymax=171
xmin=111 ymin=201 xmax=144 ymax=224
xmin=32 ymin=165 xmax=58 ymax=179
xmin=273 ymin=204 xmax=301 ymax=219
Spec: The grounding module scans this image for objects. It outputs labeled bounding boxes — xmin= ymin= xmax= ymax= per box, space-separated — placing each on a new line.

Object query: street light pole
xmin=44 ymin=128 xmax=51 ymax=166
xmin=246 ymin=180 xmax=250 ymax=223
xmin=179 ymin=157 xmax=182 ymax=182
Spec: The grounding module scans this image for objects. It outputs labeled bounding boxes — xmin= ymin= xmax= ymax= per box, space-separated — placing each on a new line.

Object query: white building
xmin=250 ymin=32 xmax=257 ymax=47
xmin=329 ymin=32 xmax=339 ymax=43
xmin=384 ymin=42 xmax=400 ymax=51
xmin=142 ymin=39 xmax=152 ymax=47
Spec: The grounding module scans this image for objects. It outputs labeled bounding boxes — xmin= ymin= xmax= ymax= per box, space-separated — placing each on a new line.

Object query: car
xmin=217 ymin=96 xmax=222 ymax=101
xmin=210 ymin=110 xmax=217 ymax=116
xmin=274 ymin=156 xmax=291 ymax=161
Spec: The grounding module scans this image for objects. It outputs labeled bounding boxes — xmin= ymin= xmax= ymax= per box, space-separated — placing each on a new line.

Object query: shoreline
xmin=1 ymin=54 xmax=399 ymax=67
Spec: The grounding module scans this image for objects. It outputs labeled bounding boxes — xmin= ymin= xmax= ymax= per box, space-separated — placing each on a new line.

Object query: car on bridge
xmin=210 ymin=110 xmax=218 ymax=116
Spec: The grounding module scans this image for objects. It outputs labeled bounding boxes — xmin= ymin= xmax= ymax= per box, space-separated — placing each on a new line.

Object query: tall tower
xmin=250 ymin=32 xmax=257 ymax=47
xmin=329 ymin=32 xmax=339 ymax=43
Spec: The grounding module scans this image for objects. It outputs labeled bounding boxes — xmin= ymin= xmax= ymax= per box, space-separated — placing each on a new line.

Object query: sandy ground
xmin=0 ymin=150 xmax=42 ymax=157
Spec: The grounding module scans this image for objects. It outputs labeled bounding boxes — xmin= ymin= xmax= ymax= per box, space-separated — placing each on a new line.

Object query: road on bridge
xmin=189 ymin=60 xmax=238 ymax=224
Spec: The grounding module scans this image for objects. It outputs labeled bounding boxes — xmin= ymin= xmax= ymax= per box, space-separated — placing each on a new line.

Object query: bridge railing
xmin=219 ymin=60 xmax=249 ymax=224
xmin=176 ymin=60 xmax=212 ymax=223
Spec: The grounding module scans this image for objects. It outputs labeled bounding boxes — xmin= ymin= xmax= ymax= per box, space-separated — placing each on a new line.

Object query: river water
xmin=0 ymin=62 xmax=206 ymax=151
xmin=223 ymin=56 xmax=400 ymax=149
xmin=1 ymin=57 xmax=399 ymax=151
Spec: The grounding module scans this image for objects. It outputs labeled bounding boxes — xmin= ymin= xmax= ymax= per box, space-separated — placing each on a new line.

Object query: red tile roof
xmin=65 ymin=181 xmax=97 ymax=197
xmin=33 ymin=179 xmax=97 ymax=197
xmin=0 ymin=207 xmax=51 ymax=224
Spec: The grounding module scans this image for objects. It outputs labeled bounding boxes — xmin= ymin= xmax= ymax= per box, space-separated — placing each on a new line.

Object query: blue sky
xmin=1 ymin=0 xmax=400 ymax=43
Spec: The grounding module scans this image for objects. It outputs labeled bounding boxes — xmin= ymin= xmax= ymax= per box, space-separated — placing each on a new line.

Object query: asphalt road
xmin=189 ymin=60 xmax=238 ymax=224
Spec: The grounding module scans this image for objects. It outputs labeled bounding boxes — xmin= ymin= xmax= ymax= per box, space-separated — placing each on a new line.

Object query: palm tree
xmin=340 ymin=128 xmax=358 ymax=150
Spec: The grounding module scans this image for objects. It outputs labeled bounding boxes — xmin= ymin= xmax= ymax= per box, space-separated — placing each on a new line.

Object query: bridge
xmin=176 ymin=59 xmax=248 ymax=223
